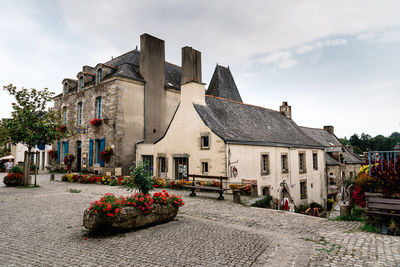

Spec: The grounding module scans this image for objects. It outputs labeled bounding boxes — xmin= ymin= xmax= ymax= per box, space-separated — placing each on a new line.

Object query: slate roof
xmin=299 ymin=126 xmax=363 ymax=165
xmin=193 ymin=96 xmax=324 ymax=148
xmin=103 ymin=49 xmax=182 ymax=90
xmin=206 ymin=65 xmax=243 ymax=102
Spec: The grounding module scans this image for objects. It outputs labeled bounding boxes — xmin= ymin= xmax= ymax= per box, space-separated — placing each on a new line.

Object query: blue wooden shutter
xmin=89 ymin=139 xmax=93 ymax=166
xmin=99 ymin=138 xmax=105 ymax=167
xmin=66 ymin=141 xmax=69 ymax=155
xmin=57 ymin=141 xmax=60 ymax=164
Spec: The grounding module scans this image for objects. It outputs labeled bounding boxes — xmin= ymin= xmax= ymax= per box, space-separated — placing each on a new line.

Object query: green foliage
xmin=1 ymin=84 xmax=69 ymax=149
xmin=10 ymin=165 xmax=23 ymax=174
xmin=30 ymin=164 xmax=36 ymax=171
xmin=68 ymin=188 xmax=81 ymax=193
xmin=252 ymin=195 xmax=273 ymax=208
xmin=125 ymin=162 xmax=154 ymax=195
xmin=360 ymin=223 xmax=381 ymax=233
xmin=346 ymin=132 xmax=400 ymax=152
xmin=334 ymin=205 xmax=365 ymax=221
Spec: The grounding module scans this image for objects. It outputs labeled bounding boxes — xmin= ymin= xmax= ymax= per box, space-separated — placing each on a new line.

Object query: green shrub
xmin=295 ymin=204 xmax=309 ymax=213
xmin=30 ymin=164 xmax=36 ymax=171
xmin=360 ymin=223 xmax=381 ymax=233
xmin=334 ymin=205 xmax=365 ymax=221
xmin=124 ymin=162 xmax=154 ymax=195
xmin=10 ymin=165 xmax=23 ymax=174
xmin=252 ymin=195 xmax=273 ymax=208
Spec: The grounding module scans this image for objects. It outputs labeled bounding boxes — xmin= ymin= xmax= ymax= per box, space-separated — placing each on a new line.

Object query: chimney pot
xmin=280 ymin=101 xmax=291 ymax=119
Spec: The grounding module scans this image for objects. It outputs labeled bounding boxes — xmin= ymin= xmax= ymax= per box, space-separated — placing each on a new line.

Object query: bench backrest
xmin=367 ymin=197 xmax=400 ymax=211
xmin=188 ymin=174 xmax=228 ymax=180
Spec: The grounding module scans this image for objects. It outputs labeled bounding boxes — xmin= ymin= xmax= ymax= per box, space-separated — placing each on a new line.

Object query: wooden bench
xmin=184 ymin=174 xmax=228 ymax=200
xmin=366 ymin=197 xmax=400 ymax=220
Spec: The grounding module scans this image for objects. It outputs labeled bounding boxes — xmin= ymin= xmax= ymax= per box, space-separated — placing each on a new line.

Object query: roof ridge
xmin=106 ymin=49 xmax=139 ymax=63
xmin=299 ymin=125 xmax=325 ymax=131
xmin=205 ymin=95 xmax=280 ymax=113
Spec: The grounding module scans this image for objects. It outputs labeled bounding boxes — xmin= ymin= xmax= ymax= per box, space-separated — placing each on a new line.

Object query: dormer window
xmin=79 ymin=76 xmax=84 ymax=89
xmin=63 ymin=82 xmax=68 ymax=94
xmin=97 ymin=69 xmax=102 ymax=83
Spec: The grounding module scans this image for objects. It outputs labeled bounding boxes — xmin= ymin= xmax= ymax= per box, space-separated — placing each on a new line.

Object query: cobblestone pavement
xmin=0 ymin=174 xmax=399 ymax=267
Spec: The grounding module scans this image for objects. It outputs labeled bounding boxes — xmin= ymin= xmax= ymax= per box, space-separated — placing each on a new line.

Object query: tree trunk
xmin=23 ymin=148 xmax=32 ymax=186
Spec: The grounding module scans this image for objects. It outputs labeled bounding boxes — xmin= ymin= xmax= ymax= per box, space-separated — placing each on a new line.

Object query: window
xmin=95 ymin=139 xmax=101 ymax=164
xmin=299 ymin=152 xmax=306 ymax=173
xmin=300 ymin=180 xmax=307 ymax=199
xmin=97 ymin=69 xmax=102 ymax=83
xmin=312 ymin=152 xmax=318 ymax=170
xmin=159 ymin=157 xmax=166 ymax=173
xmin=202 ymin=162 xmax=209 ymax=174
xmin=281 ymin=154 xmax=288 ymax=173
xmin=142 ymin=155 xmax=154 ymax=176
xmin=261 ymin=154 xmax=270 ymax=175
xmin=201 ymin=135 xmax=209 ymax=149
xmin=62 ymin=141 xmax=68 ymax=161
xmin=95 ymin=97 xmax=102 ymax=118
xmin=79 ymin=76 xmax=84 ymax=89
xmin=350 ymin=171 xmax=354 ymax=179
xmin=77 ymin=102 xmax=83 ymax=125
xmin=174 ymin=157 xmax=188 ymax=179
xmin=62 ymin=107 xmax=67 ymax=124
xmin=63 ymin=82 xmax=68 ymax=94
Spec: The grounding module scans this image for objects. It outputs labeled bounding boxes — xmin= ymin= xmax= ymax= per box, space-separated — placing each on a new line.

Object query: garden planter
xmin=3 ymin=177 xmax=22 ymax=186
xmin=83 ymin=204 xmax=179 ymax=232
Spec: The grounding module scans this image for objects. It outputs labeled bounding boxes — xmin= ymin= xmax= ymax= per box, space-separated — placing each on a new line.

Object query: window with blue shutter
xmin=95 ymin=97 xmax=102 ymax=118
xmin=99 ymin=138 xmax=105 ymax=167
xmin=89 ymin=139 xmax=93 ymax=166
xmin=57 ymin=141 xmax=60 ymax=164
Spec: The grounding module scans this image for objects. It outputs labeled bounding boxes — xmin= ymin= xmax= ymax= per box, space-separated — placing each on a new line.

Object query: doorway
xmin=76 ymin=141 xmax=82 ymax=172
xmin=174 ymin=157 xmax=189 ymax=180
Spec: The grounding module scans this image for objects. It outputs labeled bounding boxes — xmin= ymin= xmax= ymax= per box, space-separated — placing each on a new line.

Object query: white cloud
xmin=258 ymin=51 xmax=298 ymax=69
xmin=296 ymin=39 xmax=347 ymax=54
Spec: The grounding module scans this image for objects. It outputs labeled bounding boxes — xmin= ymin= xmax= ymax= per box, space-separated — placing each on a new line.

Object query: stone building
xmin=299 ymin=126 xmax=363 ymax=201
xmin=53 ymin=34 xmax=182 ymax=174
xmin=138 ymin=49 xmax=328 ymax=206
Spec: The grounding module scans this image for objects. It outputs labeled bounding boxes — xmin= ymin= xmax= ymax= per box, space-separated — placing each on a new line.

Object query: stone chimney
xmin=140 ymin=33 xmax=166 ymax=143
xmin=280 ymin=101 xmax=291 ymax=119
xmin=324 ymin=125 xmax=334 ymax=135
xmin=181 ymin=46 xmax=202 ymax=84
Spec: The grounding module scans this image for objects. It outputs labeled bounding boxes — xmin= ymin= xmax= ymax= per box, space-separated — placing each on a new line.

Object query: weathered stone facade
xmin=53 ymin=33 xmax=182 ymax=175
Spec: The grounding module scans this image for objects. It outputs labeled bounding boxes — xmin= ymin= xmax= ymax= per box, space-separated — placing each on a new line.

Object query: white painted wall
xmin=13 ymin=144 xmax=52 ymax=172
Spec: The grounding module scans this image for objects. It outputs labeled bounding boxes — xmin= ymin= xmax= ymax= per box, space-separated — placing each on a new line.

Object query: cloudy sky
xmin=1 ymin=0 xmax=399 ymax=138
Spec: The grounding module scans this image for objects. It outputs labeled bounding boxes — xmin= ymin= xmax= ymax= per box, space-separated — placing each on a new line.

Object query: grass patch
xmin=360 ymin=223 xmax=381 ymax=233
xmin=333 ymin=205 xmax=365 ymax=222
xmin=68 ymin=188 xmax=81 ymax=193
xmin=16 ymin=185 xmax=40 ymax=188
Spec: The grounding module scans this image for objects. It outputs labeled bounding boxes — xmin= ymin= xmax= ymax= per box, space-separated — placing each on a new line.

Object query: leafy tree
xmin=1 ymin=84 xmax=69 ymax=185
xmin=339 ymin=137 xmax=350 ymax=145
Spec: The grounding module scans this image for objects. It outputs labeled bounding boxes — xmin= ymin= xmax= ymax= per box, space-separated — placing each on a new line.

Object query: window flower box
xmin=90 ymin=118 xmax=103 ymax=127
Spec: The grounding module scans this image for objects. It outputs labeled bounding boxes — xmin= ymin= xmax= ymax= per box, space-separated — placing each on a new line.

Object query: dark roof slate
xmin=300 ymin=126 xmax=363 ymax=164
xmin=206 ymin=65 xmax=243 ymax=102
xmin=194 ymin=96 xmax=323 ymax=148
xmin=105 ymin=49 xmax=181 ymax=89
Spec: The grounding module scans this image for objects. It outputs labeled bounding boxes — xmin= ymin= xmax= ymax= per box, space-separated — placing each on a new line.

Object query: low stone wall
xmin=83 ymin=204 xmax=179 ymax=232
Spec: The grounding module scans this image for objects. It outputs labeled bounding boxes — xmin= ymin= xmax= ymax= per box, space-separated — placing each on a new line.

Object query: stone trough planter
xmin=83 ymin=204 xmax=179 ymax=232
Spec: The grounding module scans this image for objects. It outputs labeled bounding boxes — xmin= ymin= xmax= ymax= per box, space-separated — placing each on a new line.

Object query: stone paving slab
xmin=0 ymin=174 xmax=399 ymax=267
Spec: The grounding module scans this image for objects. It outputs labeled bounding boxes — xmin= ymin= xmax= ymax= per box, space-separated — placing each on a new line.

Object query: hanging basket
xmin=90 ymin=118 xmax=103 ymax=127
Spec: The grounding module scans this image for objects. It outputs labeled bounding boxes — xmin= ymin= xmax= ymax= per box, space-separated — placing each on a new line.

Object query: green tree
xmin=1 ymin=84 xmax=69 ymax=185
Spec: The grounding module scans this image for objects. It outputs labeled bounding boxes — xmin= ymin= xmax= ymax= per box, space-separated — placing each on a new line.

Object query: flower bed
xmin=83 ymin=191 xmax=184 ymax=231
xmin=61 ymin=174 xmax=128 ymax=186
xmin=3 ymin=172 xmax=23 ymax=186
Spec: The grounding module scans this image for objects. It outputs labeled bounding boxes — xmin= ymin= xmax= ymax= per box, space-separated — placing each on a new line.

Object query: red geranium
xmin=90 ymin=118 xmax=103 ymax=126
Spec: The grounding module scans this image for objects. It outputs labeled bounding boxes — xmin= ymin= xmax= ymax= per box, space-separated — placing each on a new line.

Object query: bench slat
xmin=182 ymin=185 xmax=228 ymax=191
xmin=368 ymin=203 xmax=400 ymax=211
xmin=366 ymin=210 xmax=400 ymax=217
xmin=367 ymin=197 xmax=400 ymax=205
xmin=188 ymin=174 xmax=228 ymax=180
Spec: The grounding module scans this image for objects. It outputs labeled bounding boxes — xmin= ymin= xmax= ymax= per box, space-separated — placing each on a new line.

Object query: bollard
xmin=251 ymin=184 xmax=258 ymax=198
xmin=233 ymin=189 xmax=241 ymax=204
xmin=50 ymin=173 xmax=55 ymax=181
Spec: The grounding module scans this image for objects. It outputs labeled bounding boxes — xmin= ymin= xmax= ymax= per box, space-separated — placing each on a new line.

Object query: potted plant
xmin=99 ymin=146 xmax=113 ymax=163
xmin=90 ymin=118 xmax=103 ymax=127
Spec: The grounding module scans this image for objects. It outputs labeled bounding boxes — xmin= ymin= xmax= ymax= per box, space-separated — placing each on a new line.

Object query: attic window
xmin=79 ymin=76 xmax=84 ymax=89
xmin=328 ymin=142 xmax=334 ymax=146
xmin=97 ymin=69 xmax=102 ymax=83
xmin=63 ymin=82 xmax=68 ymax=94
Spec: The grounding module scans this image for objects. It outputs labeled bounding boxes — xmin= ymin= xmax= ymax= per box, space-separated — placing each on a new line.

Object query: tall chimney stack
xmin=181 ymin=46 xmax=202 ymax=84
xmin=324 ymin=125 xmax=334 ymax=135
xmin=280 ymin=101 xmax=291 ymax=119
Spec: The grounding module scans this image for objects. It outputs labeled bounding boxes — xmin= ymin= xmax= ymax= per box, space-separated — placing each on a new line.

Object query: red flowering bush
xmin=153 ymin=190 xmax=184 ymax=208
xmin=99 ymin=147 xmax=113 ymax=162
xmin=3 ymin=172 xmax=23 ymax=186
xmin=88 ymin=193 xmax=123 ymax=217
xmin=56 ymin=124 xmax=67 ymax=132
xmin=88 ymin=176 xmax=102 ymax=183
xmin=48 ymin=150 xmax=58 ymax=160
xmin=126 ymin=193 xmax=153 ymax=213
xmin=353 ymin=185 xmax=366 ymax=208
xmin=90 ymin=118 xmax=103 ymax=126
xmin=153 ymin=177 xmax=166 ymax=188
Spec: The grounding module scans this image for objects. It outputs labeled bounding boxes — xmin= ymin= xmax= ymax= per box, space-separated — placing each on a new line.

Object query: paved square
xmin=0 ymin=174 xmax=399 ymax=266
